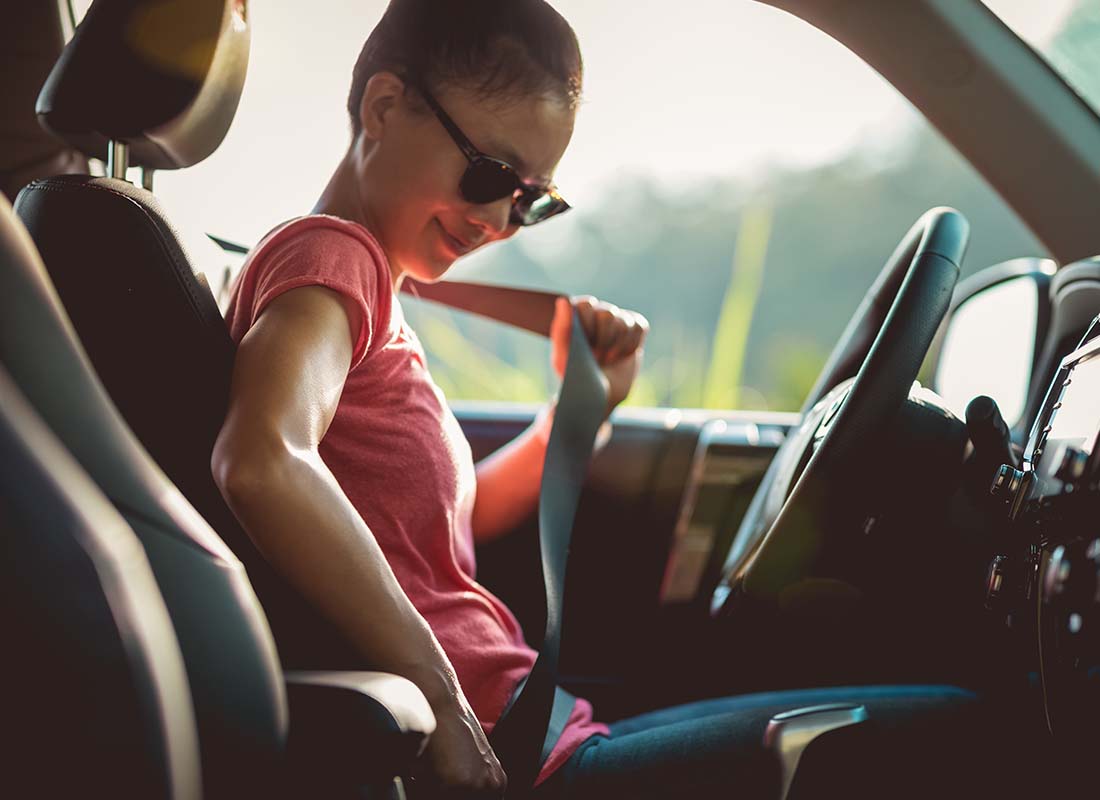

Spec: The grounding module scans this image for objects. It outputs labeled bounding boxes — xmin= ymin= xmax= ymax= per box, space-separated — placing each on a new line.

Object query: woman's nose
xmin=467 ymin=196 xmax=514 ymax=236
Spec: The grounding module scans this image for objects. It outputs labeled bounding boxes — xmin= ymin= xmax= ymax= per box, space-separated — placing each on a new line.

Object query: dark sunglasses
xmin=410 ymin=80 xmax=571 ymax=227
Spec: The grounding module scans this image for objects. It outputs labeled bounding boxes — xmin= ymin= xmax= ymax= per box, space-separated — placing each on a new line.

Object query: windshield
xmin=982 ymin=0 xmax=1100 ymax=117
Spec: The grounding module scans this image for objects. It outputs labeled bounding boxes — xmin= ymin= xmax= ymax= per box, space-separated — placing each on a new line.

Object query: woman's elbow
xmin=211 ymin=427 xmax=291 ymax=508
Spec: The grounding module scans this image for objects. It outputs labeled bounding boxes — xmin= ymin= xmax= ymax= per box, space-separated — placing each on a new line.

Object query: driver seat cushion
xmin=14 ymin=174 xmax=364 ymax=668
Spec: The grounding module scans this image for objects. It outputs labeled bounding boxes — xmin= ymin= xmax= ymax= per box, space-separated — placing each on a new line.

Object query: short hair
xmin=347 ymin=0 xmax=583 ymax=134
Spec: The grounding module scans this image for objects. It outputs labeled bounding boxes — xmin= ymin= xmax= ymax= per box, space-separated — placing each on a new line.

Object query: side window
xmin=138 ymin=1 xmax=1045 ymax=411
xmin=69 ymin=1 xmax=94 ymax=25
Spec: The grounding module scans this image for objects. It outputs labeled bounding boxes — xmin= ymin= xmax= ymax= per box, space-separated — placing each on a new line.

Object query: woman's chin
xmin=406 ymin=254 xmax=455 ymax=284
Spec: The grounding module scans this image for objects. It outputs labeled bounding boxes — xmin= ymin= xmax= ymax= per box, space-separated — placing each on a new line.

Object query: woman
xmin=212 ymin=1 xmax=975 ymax=797
xmin=215 ymin=0 xmax=632 ymax=793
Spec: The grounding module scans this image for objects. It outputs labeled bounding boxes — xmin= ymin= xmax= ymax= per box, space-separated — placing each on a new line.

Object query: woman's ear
xmin=357 ymin=71 xmax=408 ymax=141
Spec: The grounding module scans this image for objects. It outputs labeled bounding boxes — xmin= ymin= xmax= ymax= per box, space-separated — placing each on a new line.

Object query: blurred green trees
xmin=404 ymin=123 xmax=1044 ymax=411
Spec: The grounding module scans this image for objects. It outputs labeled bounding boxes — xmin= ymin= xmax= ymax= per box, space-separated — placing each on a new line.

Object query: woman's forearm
xmin=471 ymin=405 xmax=615 ymax=544
xmin=214 ymin=437 xmax=466 ymax=709
xmin=470 ymin=406 xmax=552 ymax=544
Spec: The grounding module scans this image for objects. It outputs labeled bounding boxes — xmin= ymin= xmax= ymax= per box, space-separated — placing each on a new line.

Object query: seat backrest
xmin=15 ymin=0 xmax=364 ymax=670
xmin=0 ymin=193 xmax=287 ymax=798
xmin=15 ymin=175 xmax=363 ymax=669
xmin=0 ymin=364 xmax=201 ymax=800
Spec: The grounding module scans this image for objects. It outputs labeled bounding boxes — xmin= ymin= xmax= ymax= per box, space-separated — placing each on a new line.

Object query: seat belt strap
xmin=499 ymin=678 xmax=578 ymax=768
xmin=400 ymin=279 xmax=606 ymax=795
xmin=541 ymin=687 xmax=577 ymax=766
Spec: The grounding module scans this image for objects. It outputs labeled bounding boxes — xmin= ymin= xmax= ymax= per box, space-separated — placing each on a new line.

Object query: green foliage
xmin=703 ymin=202 xmax=773 ymax=409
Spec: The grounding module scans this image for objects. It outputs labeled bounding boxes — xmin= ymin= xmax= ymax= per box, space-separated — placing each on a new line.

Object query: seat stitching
xmin=23 ymin=178 xmax=227 ymax=334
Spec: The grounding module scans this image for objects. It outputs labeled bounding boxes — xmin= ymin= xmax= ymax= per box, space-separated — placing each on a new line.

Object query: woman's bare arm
xmin=211 ymin=285 xmax=504 ymax=795
xmin=471 ymin=297 xmax=647 ymax=544
xmin=471 ymin=407 xmax=552 ymax=544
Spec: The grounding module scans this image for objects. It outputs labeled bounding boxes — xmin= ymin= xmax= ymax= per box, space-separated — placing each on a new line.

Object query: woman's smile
xmin=435 ymin=217 xmax=477 ymax=257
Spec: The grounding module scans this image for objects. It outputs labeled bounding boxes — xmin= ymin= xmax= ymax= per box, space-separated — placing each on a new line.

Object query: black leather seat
xmin=16 ymin=0 xmax=367 ymax=673
xmin=6 ymin=2 xmax=436 ymax=793
xmin=1 ymin=168 xmax=435 ymax=800
xmin=0 ymin=364 xmax=201 ymax=799
xmin=1 ymin=158 xmax=286 ymax=797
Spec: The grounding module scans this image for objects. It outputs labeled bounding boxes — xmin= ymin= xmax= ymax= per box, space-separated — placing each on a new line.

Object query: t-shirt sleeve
xmin=246 ymin=223 xmax=391 ymax=370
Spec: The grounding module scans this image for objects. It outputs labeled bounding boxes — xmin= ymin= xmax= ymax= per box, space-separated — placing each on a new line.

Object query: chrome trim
xmin=1057 ymin=326 xmax=1100 ymax=370
xmin=447 ymin=400 xmax=800 ymax=429
xmin=764 ymin=703 xmax=869 ymax=800
xmin=107 ymin=141 xmax=129 ymax=180
xmin=141 ymin=168 xmax=155 ymax=192
xmin=1024 ymin=330 xmax=1100 ymax=476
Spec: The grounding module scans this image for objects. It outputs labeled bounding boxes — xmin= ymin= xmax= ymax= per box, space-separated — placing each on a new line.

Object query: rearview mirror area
xmin=933 ymin=261 xmax=1053 ymax=430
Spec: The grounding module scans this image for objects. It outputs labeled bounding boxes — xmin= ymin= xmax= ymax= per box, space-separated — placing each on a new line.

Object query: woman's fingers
xmin=570 ymin=297 xmax=637 ymax=362
xmin=561 ymin=296 xmax=649 ymax=366
xmin=605 ymin=312 xmax=649 ymax=364
xmin=592 ymin=306 xmax=620 ymax=358
xmin=572 ymin=295 xmax=599 ymax=347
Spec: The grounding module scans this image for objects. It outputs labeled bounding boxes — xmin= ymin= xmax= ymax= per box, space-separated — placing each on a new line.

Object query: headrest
xmin=36 ymin=0 xmax=250 ymax=170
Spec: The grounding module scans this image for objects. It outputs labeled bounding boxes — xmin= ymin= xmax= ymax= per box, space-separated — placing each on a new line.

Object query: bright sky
xmin=150 ymin=0 xmax=1081 ymax=246
xmin=982 ymin=0 xmax=1079 ymax=45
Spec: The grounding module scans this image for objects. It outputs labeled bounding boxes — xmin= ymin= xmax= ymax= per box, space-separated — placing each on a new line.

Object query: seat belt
xmin=401 ymin=279 xmax=608 ymax=795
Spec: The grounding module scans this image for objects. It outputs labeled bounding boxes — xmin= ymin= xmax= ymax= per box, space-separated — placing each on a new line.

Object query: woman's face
xmin=354 ymin=73 xmax=576 ymax=283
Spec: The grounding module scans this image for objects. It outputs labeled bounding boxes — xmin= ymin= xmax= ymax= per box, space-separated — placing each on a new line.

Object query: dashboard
xmin=988 ymin=291 xmax=1100 ymax=752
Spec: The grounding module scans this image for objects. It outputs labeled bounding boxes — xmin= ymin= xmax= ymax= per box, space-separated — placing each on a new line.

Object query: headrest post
xmin=107 ymin=141 xmax=129 ymax=181
xmin=141 ymin=168 xmax=155 ymax=192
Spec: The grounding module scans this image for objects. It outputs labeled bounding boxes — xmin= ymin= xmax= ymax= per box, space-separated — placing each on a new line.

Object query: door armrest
xmin=284 ymin=670 xmax=436 ymax=785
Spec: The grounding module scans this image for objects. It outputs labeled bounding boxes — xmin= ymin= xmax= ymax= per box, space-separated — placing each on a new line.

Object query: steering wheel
xmin=711 ymin=207 xmax=969 ymax=615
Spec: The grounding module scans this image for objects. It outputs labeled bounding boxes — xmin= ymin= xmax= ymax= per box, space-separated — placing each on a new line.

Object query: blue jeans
xmin=533 ymin=685 xmax=1007 ymax=799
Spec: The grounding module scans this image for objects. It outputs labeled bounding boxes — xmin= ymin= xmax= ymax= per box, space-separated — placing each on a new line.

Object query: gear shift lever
xmin=764 ymin=703 xmax=869 ymax=800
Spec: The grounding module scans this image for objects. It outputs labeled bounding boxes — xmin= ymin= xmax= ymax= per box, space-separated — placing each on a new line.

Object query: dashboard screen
xmin=1032 ymin=351 xmax=1100 ymax=497
xmin=1048 ymin=353 xmax=1100 ymax=455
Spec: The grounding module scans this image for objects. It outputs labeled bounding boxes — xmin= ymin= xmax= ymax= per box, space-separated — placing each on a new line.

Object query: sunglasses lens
xmin=512 ymin=189 xmax=571 ymax=227
xmin=459 ymin=156 xmax=571 ymax=226
xmin=460 ymin=158 xmax=519 ymax=204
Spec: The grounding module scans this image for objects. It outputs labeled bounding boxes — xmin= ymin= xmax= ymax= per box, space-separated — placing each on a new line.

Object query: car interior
xmin=4 ymin=0 xmax=1100 ymax=798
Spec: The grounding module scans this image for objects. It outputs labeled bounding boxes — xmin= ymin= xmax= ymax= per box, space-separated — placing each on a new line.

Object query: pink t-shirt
xmin=224 ymin=215 xmax=607 ymax=783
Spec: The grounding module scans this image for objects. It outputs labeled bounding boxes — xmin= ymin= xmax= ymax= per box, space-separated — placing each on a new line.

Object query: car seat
xmin=0 ymin=364 xmax=200 ymax=799
xmin=0 ymin=182 xmax=434 ymax=798
xmin=15 ymin=0 xmax=367 ymax=674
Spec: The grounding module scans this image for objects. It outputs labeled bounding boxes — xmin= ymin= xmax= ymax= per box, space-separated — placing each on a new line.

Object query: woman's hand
xmin=550 ymin=295 xmax=649 ymax=416
xmin=410 ymin=691 xmax=506 ymax=798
